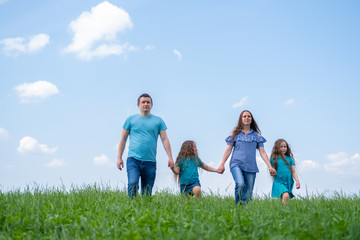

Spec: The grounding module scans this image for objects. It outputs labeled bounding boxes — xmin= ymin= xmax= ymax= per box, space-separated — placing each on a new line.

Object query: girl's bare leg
xmin=192 ymin=186 xmax=202 ymax=199
xmin=281 ymin=192 xmax=290 ymax=204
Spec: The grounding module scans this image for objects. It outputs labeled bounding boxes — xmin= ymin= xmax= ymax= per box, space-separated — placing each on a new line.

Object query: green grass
xmin=1 ymin=185 xmax=360 ymax=239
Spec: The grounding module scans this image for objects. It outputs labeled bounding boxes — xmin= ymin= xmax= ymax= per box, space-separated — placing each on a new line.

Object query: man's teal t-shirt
xmin=123 ymin=114 xmax=167 ymax=162
xmin=177 ymin=158 xmax=204 ymax=185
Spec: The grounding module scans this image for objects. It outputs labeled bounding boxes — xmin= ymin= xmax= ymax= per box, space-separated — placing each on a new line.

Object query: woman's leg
xmin=230 ymin=166 xmax=245 ymax=204
xmin=242 ymin=171 xmax=256 ymax=204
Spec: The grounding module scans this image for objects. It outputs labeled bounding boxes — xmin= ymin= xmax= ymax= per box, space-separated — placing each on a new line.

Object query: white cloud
xmin=6 ymin=165 xmax=15 ymax=170
xmin=128 ymin=45 xmax=140 ymax=52
xmin=45 ymin=159 xmax=66 ymax=168
xmin=173 ymin=49 xmax=182 ymax=60
xmin=283 ymin=98 xmax=294 ymax=106
xmin=207 ymin=161 xmax=216 ymax=167
xmin=63 ymin=1 xmax=133 ymax=60
xmin=28 ymin=34 xmax=50 ymax=52
xmin=94 ymin=154 xmax=113 ymax=167
xmin=0 ymin=34 xmax=49 ymax=56
xmin=298 ymin=160 xmax=320 ymax=171
xmin=92 ymin=43 xmax=128 ymax=57
xmin=144 ymin=45 xmax=155 ymax=51
xmin=14 ymin=81 xmax=59 ymax=103
xmin=0 ymin=128 xmax=9 ymax=139
xmin=324 ymin=152 xmax=360 ymax=176
xmin=18 ymin=136 xmax=58 ymax=154
xmin=232 ymin=96 xmax=249 ymax=108
xmin=0 ymin=37 xmax=24 ymax=53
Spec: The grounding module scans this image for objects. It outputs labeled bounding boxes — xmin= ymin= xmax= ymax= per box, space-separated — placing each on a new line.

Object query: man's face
xmin=138 ymin=97 xmax=153 ymax=112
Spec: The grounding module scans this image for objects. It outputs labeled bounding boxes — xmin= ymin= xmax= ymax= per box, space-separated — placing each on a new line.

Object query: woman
xmin=217 ymin=110 xmax=276 ymax=204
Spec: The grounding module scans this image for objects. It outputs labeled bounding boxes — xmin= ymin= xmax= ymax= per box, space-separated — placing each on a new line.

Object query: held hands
xmin=269 ymin=167 xmax=277 ymax=176
xmin=168 ymin=158 xmax=175 ymax=169
xmin=217 ymin=165 xmax=225 ymax=174
xmin=117 ymin=156 xmax=124 ymax=170
xmin=170 ymin=164 xmax=179 ymax=175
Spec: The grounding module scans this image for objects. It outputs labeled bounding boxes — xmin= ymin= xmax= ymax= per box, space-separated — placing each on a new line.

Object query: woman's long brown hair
xmin=270 ymin=139 xmax=294 ymax=170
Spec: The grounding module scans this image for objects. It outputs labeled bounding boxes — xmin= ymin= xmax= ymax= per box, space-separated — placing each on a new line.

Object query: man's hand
xmin=117 ymin=156 xmax=124 ymax=170
xmin=168 ymin=158 xmax=174 ymax=168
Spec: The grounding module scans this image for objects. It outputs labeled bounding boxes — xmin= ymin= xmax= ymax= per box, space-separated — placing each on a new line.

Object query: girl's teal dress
xmin=270 ymin=156 xmax=295 ymax=198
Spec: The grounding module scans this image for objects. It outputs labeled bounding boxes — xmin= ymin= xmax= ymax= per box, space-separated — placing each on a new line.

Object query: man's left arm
xmin=159 ymin=130 xmax=174 ymax=168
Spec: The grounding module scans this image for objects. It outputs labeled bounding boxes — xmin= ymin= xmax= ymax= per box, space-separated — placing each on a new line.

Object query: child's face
xmin=193 ymin=142 xmax=197 ymax=152
xmin=280 ymin=141 xmax=287 ymax=155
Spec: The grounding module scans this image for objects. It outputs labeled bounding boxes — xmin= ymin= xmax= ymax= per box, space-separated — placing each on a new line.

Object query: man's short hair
xmin=137 ymin=93 xmax=153 ymax=105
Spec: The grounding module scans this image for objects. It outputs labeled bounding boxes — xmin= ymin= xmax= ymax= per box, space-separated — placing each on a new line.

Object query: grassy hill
xmin=1 ymin=185 xmax=359 ymax=239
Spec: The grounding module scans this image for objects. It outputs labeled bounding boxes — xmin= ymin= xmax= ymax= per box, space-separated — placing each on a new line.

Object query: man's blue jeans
xmin=126 ymin=157 xmax=156 ymax=198
xmin=230 ymin=166 xmax=256 ymax=204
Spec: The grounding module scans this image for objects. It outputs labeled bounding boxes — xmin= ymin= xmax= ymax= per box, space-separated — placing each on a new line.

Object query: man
xmin=117 ymin=93 xmax=174 ymax=198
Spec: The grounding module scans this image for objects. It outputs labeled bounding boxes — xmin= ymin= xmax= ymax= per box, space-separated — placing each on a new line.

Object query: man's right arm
xmin=117 ymin=129 xmax=129 ymax=170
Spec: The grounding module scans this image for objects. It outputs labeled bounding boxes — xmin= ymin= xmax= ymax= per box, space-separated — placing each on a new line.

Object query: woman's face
xmin=241 ymin=111 xmax=252 ymax=125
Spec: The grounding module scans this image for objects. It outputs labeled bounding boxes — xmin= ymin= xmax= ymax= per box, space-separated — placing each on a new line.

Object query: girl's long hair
xmin=270 ymin=139 xmax=294 ymax=171
xmin=174 ymin=140 xmax=203 ymax=184
xmin=231 ymin=110 xmax=261 ymax=140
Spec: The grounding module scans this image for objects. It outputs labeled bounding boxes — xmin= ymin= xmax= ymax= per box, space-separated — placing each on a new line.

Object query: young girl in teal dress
xmin=270 ymin=139 xmax=300 ymax=203
xmin=171 ymin=140 xmax=218 ymax=198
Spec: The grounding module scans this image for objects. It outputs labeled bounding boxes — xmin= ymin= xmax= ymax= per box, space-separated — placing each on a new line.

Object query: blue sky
xmin=1 ymin=0 xmax=359 ymax=196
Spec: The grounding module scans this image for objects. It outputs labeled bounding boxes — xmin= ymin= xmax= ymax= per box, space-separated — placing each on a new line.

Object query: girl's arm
xmin=258 ymin=147 xmax=277 ymax=176
xmin=171 ymin=166 xmax=180 ymax=175
xmin=201 ymin=164 xmax=218 ymax=172
xmin=217 ymin=145 xmax=233 ymax=174
xmin=290 ymin=166 xmax=300 ymax=189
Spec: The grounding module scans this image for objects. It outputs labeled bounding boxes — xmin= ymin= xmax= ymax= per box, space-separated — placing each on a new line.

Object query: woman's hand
xmin=269 ymin=167 xmax=277 ymax=176
xmin=217 ymin=165 xmax=225 ymax=174
xmin=218 ymin=145 xmax=232 ymax=174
